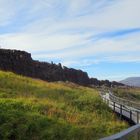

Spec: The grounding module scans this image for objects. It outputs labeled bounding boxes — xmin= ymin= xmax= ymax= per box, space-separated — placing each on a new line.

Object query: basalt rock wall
xmin=0 ymin=49 xmax=90 ymax=86
xmin=0 ymin=49 xmax=124 ymax=87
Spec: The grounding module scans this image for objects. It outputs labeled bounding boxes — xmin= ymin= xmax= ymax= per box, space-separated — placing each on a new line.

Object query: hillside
xmin=0 ymin=48 xmax=124 ymax=87
xmin=113 ymin=87 xmax=140 ymax=103
xmin=0 ymin=70 xmax=128 ymax=140
xmin=120 ymin=77 xmax=140 ymax=87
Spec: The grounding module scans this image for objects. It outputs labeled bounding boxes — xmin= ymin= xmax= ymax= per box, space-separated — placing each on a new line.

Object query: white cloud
xmin=89 ymin=0 xmax=140 ymax=29
xmin=0 ymin=31 xmax=90 ymax=52
xmin=24 ymin=0 xmax=140 ymax=33
xmin=0 ymin=0 xmax=17 ymax=26
xmin=30 ymin=30 xmax=140 ymax=66
xmin=1 ymin=28 xmax=140 ymax=64
xmin=0 ymin=0 xmax=30 ymax=26
xmin=0 ymin=0 xmax=140 ymax=67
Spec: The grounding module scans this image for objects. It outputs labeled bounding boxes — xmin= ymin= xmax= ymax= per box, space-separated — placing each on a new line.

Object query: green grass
xmin=113 ymin=87 xmax=140 ymax=103
xmin=0 ymin=70 xmax=128 ymax=140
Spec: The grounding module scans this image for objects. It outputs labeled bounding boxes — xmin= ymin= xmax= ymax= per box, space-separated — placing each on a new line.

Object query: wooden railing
xmin=109 ymin=91 xmax=140 ymax=110
xmin=100 ymin=124 xmax=140 ymax=140
xmin=100 ymin=91 xmax=140 ymax=140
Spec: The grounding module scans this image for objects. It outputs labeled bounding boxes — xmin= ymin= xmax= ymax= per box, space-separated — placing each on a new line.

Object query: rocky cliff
xmin=0 ymin=48 xmax=124 ymax=87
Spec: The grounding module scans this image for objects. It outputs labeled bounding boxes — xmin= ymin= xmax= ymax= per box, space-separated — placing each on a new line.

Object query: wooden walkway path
xmin=100 ymin=90 xmax=140 ymax=140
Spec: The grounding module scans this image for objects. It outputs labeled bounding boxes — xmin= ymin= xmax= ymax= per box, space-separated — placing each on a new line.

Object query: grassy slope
xmin=113 ymin=87 xmax=140 ymax=103
xmin=0 ymin=71 xmax=128 ymax=140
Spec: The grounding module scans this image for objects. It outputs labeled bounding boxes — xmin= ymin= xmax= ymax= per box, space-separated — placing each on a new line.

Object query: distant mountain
xmin=120 ymin=77 xmax=140 ymax=87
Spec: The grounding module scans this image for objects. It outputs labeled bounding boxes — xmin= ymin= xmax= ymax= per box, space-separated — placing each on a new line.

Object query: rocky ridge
xmin=0 ymin=48 xmax=124 ymax=87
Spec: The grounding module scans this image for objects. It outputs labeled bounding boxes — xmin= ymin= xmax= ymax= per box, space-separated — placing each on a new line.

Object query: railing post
xmin=106 ymin=97 xmax=108 ymax=104
xmin=120 ymin=104 xmax=122 ymax=119
xmin=107 ymin=99 xmax=109 ymax=105
xmin=113 ymin=102 xmax=115 ymax=111
xmin=130 ymin=110 xmax=132 ymax=120
xmin=137 ymin=112 xmax=139 ymax=124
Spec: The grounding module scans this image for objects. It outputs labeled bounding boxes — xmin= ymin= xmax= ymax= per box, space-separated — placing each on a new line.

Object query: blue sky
xmin=0 ymin=0 xmax=140 ymax=81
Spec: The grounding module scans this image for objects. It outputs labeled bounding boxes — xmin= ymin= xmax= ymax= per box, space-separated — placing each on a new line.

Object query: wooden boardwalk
xmin=100 ymin=90 xmax=140 ymax=140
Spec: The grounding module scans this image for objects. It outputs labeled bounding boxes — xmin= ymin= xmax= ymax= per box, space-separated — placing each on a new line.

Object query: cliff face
xmin=0 ymin=49 xmax=31 ymax=76
xmin=0 ymin=49 xmax=124 ymax=87
xmin=0 ymin=49 xmax=90 ymax=86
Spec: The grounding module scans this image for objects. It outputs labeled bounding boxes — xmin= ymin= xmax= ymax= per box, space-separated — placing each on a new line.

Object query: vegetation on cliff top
xmin=113 ymin=87 xmax=140 ymax=103
xmin=0 ymin=70 xmax=128 ymax=140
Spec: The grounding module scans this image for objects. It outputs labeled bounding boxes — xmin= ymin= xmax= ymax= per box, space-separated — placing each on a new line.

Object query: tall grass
xmin=113 ymin=87 xmax=140 ymax=103
xmin=0 ymin=71 xmax=128 ymax=140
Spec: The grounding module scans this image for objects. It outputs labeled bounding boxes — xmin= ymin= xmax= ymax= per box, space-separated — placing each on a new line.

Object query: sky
xmin=0 ymin=0 xmax=140 ymax=81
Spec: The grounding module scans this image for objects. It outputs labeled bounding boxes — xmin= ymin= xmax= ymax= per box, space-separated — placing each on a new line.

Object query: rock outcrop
xmin=0 ymin=48 xmax=124 ymax=87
